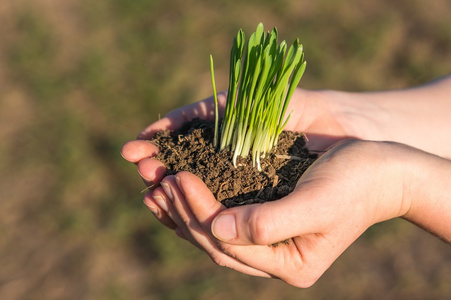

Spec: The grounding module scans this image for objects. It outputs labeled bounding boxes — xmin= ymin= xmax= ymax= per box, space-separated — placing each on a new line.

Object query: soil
xmin=152 ymin=118 xmax=318 ymax=208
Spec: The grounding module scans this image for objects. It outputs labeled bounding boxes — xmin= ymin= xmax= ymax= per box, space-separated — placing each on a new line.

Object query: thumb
xmin=211 ymin=185 xmax=330 ymax=245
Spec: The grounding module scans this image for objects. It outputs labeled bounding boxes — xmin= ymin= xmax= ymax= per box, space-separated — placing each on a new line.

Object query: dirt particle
xmin=152 ymin=119 xmax=317 ymax=208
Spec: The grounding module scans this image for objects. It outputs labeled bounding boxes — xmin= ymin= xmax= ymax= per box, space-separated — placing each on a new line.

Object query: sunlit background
xmin=1 ymin=0 xmax=451 ymax=299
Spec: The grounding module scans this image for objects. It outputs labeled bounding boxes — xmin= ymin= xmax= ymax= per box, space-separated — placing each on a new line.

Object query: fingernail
xmin=137 ymin=130 xmax=149 ymax=139
xmin=137 ymin=167 xmax=150 ymax=182
xmin=160 ymin=182 xmax=174 ymax=201
xmin=153 ymin=195 xmax=168 ymax=212
xmin=143 ymin=200 xmax=159 ymax=216
xmin=175 ymin=176 xmax=182 ymax=191
xmin=212 ymin=214 xmax=237 ymax=241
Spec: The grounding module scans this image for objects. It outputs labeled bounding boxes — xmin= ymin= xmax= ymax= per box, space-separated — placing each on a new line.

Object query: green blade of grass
xmin=209 ymin=55 xmax=219 ymax=149
xmin=216 ymin=23 xmax=307 ymax=171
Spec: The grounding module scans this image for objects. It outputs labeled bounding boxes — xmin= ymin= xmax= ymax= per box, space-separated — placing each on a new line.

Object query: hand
xmin=121 ymin=88 xmax=387 ymax=235
xmin=148 ymin=140 xmax=428 ymax=287
xmin=122 ymin=75 xmax=451 ymax=189
xmin=122 ymin=85 xmax=451 ymax=286
xmin=122 ymin=88 xmax=380 ymax=184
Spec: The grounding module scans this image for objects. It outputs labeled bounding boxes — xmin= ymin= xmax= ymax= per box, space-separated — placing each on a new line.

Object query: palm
xmin=137 ymin=89 xmax=352 ymax=152
xmin=282 ymin=89 xmax=351 ymax=151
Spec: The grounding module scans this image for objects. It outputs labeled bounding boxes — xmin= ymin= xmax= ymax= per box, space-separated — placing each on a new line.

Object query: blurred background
xmin=1 ymin=0 xmax=450 ymax=299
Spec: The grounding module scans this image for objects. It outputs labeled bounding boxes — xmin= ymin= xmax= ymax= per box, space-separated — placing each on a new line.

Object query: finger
xmin=121 ymin=140 xmax=160 ymax=163
xmin=157 ymin=177 xmax=203 ymax=249
xmin=174 ymin=171 xmax=345 ymax=287
xmin=137 ymin=158 xmax=167 ymax=187
xmin=150 ymin=185 xmax=203 ymax=249
xmin=174 ymin=171 xmax=224 ymax=225
xmin=219 ymin=232 xmax=344 ymax=288
xmin=147 ymin=187 xmax=201 ymax=245
xmin=162 ymin=174 xmax=271 ymax=278
xmin=210 ymin=181 xmax=333 ymax=246
xmin=138 ymin=93 xmax=227 ymax=139
xmin=143 ymin=190 xmax=177 ymax=230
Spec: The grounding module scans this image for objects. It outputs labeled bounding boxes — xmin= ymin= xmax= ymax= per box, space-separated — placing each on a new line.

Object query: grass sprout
xmin=211 ymin=23 xmax=306 ymax=171
xmin=210 ymin=54 xmax=220 ymax=149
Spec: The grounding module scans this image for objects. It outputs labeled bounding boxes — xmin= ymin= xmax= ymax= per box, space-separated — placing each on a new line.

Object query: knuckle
xmin=216 ymin=242 xmax=235 ymax=257
xmin=179 ymin=213 xmax=191 ymax=226
xmin=284 ymin=264 xmax=322 ymax=288
xmin=208 ymin=252 xmax=227 ymax=268
xmin=247 ymin=206 xmax=272 ymax=244
xmin=280 ymin=253 xmax=321 ymax=288
xmin=286 ymin=276 xmax=319 ymax=288
xmin=283 ymin=266 xmax=320 ymax=288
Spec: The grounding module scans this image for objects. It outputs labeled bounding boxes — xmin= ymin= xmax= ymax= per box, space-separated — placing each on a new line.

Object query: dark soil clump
xmin=152 ymin=119 xmax=317 ymax=208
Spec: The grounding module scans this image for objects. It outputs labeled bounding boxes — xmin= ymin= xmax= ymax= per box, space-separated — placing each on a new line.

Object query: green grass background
xmin=1 ymin=0 xmax=451 ymax=299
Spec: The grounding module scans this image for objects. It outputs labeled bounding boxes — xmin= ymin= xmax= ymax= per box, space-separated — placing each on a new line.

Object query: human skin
xmin=143 ymin=141 xmax=451 ymax=287
xmin=121 ymin=75 xmax=451 ymax=287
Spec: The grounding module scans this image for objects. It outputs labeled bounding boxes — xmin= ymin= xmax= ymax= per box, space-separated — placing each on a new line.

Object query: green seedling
xmin=210 ymin=23 xmax=306 ymax=171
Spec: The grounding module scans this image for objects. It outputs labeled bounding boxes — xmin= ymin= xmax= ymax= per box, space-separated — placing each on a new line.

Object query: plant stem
xmin=210 ymin=54 xmax=219 ymax=149
xmin=210 ymin=23 xmax=306 ymax=171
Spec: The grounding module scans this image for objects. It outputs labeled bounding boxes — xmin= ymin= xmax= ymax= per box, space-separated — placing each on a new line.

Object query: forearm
xmin=402 ymin=147 xmax=451 ymax=243
xmin=334 ymin=75 xmax=451 ymax=158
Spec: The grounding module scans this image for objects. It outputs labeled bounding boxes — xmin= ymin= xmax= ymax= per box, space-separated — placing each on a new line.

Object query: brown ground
xmin=152 ymin=118 xmax=317 ymax=207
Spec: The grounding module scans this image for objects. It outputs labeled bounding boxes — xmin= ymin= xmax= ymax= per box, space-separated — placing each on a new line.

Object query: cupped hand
xmin=122 ymin=88 xmax=377 ymax=184
xmin=121 ymin=92 xmax=227 ymax=185
xmin=121 ymin=89 xmax=381 ymax=234
xmin=146 ymin=140 xmax=415 ymax=287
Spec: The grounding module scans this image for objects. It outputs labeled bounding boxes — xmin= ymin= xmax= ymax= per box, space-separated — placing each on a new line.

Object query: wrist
xmin=401 ymin=148 xmax=451 ymax=242
xmin=311 ymin=140 xmax=413 ymax=226
xmin=344 ymin=84 xmax=451 ymax=159
xmin=363 ymin=141 xmax=414 ymax=223
xmin=312 ymin=89 xmax=389 ymax=141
